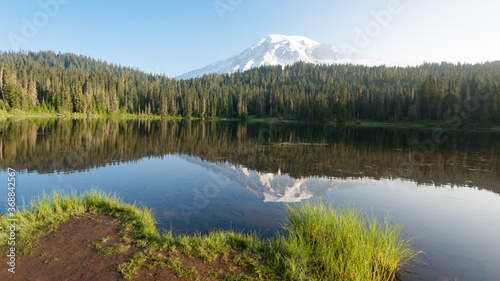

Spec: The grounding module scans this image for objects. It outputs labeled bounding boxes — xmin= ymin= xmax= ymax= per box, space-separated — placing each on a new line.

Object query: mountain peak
xmin=178 ymin=34 xmax=385 ymax=79
xmin=265 ymin=34 xmax=318 ymax=44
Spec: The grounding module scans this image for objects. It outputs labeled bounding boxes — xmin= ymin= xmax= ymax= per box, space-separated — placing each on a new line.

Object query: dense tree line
xmin=1 ymin=50 xmax=500 ymax=124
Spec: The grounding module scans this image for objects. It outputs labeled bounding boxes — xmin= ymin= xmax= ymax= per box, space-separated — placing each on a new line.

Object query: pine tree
xmin=3 ymin=68 xmax=21 ymax=110
xmin=28 ymin=79 xmax=38 ymax=109
xmin=0 ymin=66 xmax=4 ymax=103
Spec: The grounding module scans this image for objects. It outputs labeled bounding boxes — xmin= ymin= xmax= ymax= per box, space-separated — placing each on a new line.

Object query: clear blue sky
xmin=1 ymin=0 xmax=499 ymax=77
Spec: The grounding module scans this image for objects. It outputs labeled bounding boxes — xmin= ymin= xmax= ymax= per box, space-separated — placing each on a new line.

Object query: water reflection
xmin=1 ymin=118 xmax=499 ymax=194
xmin=182 ymin=156 xmax=376 ymax=202
xmin=1 ymin=118 xmax=500 ymax=280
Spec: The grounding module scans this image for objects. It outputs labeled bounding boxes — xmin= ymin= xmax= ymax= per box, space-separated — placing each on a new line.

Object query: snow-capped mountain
xmin=178 ymin=34 xmax=385 ymax=79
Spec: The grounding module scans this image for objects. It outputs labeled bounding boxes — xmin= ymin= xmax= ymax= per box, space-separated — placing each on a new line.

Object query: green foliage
xmin=5 ymin=85 xmax=22 ymax=110
xmin=117 ymin=252 xmax=149 ymax=279
xmin=97 ymin=244 xmax=131 ymax=256
xmin=1 ymin=51 xmax=500 ymax=124
xmin=407 ymin=105 xmax=417 ymax=122
xmin=269 ymin=201 xmax=419 ymax=280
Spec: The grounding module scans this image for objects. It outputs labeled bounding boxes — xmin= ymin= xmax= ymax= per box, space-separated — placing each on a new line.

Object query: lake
xmin=1 ymin=118 xmax=499 ymax=280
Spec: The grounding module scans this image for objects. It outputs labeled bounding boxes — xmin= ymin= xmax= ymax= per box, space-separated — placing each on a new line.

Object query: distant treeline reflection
xmin=1 ymin=118 xmax=499 ymax=193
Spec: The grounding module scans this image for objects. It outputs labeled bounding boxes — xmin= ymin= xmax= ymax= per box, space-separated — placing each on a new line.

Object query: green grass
xmin=0 ymin=190 xmax=419 ymax=280
xmin=2 ymin=110 xmax=500 ymax=131
xmin=0 ymin=109 xmax=165 ymax=120
xmin=0 ymin=109 xmax=241 ymax=122
xmin=267 ymin=201 xmax=418 ymax=280
xmin=44 ymin=256 xmax=60 ymax=264
xmin=92 ymin=236 xmax=111 ymax=248
xmin=0 ymin=189 xmax=158 ymax=255
xmin=92 ymin=236 xmax=132 ymax=256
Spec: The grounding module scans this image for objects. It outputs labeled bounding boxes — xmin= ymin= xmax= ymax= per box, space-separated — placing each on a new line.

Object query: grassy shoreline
xmin=1 ymin=190 xmax=418 ymax=280
xmin=0 ymin=109 xmax=242 ymax=122
xmin=1 ymin=109 xmax=499 ymax=131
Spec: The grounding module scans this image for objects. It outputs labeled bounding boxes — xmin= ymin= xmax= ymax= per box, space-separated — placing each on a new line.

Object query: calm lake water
xmin=1 ymin=118 xmax=499 ymax=280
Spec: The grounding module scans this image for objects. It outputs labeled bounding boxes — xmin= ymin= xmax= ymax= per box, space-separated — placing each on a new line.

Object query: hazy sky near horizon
xmin=1 ymin=0 xmax=499 ymax=77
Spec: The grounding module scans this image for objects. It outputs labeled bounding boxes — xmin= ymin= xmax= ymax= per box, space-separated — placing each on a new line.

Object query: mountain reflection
xmin=1 ymin=118 xmax=499 ymax=194
xmin=182 ymin=155 xmax=378 ymax=202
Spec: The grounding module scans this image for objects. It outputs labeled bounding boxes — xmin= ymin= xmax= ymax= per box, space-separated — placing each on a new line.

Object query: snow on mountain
xmin=178 ymin=34 xmax=386 ymax=79
xmin=181 ymin=156 xmax=377 ymax=203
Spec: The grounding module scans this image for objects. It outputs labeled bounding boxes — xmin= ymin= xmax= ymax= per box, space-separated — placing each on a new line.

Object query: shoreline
xmin=0 ymin=190 xmax=418 ymax=280
xmin=3 ymin=110 xmax=497 ymax=132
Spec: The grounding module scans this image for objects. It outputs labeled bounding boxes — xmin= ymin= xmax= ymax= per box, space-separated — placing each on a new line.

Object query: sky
xmin=1 ymin=0 xmax=499 ymax=77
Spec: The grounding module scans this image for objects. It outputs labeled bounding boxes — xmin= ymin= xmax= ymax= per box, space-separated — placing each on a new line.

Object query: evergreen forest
xmin=1 ymin=51 xmax=499 ymax=124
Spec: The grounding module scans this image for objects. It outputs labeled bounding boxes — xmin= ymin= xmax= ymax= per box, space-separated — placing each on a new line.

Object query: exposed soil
xmin=134 ymin=254 xmax=252 ymax=281
xmin=0 ymin=214 xmax=254 ymax=280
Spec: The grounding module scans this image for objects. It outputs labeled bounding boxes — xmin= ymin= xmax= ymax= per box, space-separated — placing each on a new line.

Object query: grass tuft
xmin=97 ymin=244 xmax=131 ymax=256
xmin=264 ymin=200 xmax=419 ymax=280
